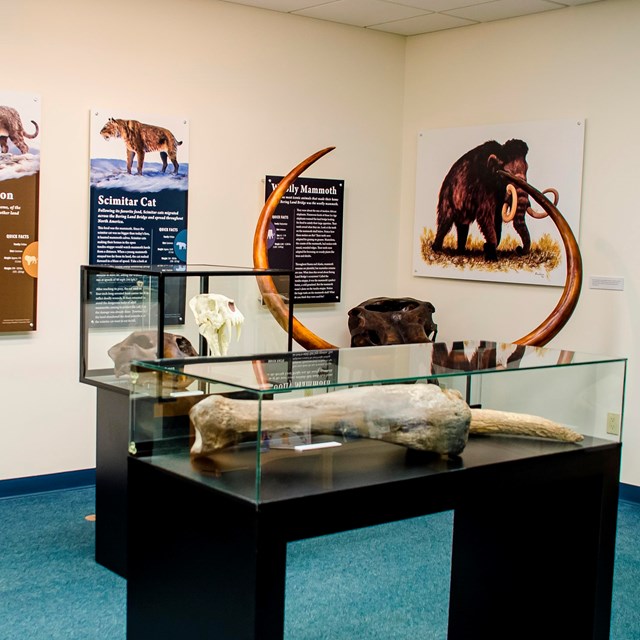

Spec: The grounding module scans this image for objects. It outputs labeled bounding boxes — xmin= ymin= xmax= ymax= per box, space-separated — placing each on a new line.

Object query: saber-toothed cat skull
xmin=189 ymin=294 xmax=244 ymax=356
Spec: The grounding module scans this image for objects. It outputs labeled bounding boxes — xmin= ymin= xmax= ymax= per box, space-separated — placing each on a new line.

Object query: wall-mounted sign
xmin=265 ymin=175 xmax=344 ymax=304
xmin=88 ymin=110 xmax=189 ymax=326
xmin=0 ymin=92 xmax=40 ymax=332
xmin=89 ymin=110 xmax=189 ymax=267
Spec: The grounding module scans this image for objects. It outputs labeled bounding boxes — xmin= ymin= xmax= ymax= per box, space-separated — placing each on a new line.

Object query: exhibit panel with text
xmin=88 ymin=110 xmax=190 ymax=326
xmin=0 ymin=92 xmax=40 ymax=332
xmin=265 ymin=175 xmax=344 ymax=304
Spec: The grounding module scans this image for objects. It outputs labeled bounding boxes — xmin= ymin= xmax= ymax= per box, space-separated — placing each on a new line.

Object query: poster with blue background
xmin=88 ymin=110 xmax=189 ymax=326
xmin=89 ymin=110 xmax=188 ymax=266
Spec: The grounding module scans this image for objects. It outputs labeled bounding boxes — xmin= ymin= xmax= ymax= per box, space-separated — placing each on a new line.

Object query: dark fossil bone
xmin=108 ymin=330 xmax=198 ymax=377
xmin=348 ymin=297 xmax=437 ymax=347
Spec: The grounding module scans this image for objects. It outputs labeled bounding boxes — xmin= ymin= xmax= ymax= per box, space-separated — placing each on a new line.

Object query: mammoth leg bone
xmin=190 ymin=384 xmax=583 ymax=459
xmin=191 ymin=383 xmax=471 ymax=457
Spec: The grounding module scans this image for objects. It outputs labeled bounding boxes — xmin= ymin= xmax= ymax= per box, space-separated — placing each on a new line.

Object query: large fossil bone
xmin=190 ymin=383 xmax=582 ymax=458
xmin=348 ymin=297 xmax=437 ymax=347
xmin=189 ymin=293 xmax=244 ymax=357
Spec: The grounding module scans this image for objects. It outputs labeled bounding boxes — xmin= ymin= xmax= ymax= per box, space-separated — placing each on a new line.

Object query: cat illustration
xmin=100 ymin=117 xmax=182 ymax=175
xmin=0 ymin=106 xmax=39 ymax=154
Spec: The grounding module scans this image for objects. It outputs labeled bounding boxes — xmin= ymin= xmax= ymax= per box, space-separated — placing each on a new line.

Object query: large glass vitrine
xmin=79 ymin=263 xmax=293 ymax=576
xmin=127 ymin=341 xmax=625 ymax=639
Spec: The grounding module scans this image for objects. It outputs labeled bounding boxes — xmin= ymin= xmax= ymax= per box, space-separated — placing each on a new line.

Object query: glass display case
xmin=129 ymin=340 xmax=627 ymax=504
xmin=80 ymin=263 xmax=294 ymax=577
xmin=80 ymin=263 xmax=293 ymax=389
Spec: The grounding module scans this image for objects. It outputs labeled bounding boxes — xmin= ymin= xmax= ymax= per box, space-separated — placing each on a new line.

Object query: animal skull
xmin=348 ymin=297 xmax=437 ymax=348
xmin=189 ymin=294 xmax=244 ymax=357
xmin=108 ymin=331 xmax=198 ymax=377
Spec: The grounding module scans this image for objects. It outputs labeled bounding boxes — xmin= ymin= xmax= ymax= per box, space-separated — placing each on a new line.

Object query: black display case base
xmin=95 ymin=387 xmax=129 ymax=578
xmin=127 ymin=436 xmax=620 ymax=639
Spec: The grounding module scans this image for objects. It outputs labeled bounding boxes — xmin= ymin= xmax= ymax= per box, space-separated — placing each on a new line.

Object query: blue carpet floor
xmin=0 ymin=486 xmax=639 ymax=639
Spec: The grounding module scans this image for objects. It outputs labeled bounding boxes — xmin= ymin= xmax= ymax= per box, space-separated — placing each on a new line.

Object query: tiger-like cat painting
xmin=100 ymin=118 xmax=182 ymax=175
xmin=0 ymin=106 xmax=39 ymax=154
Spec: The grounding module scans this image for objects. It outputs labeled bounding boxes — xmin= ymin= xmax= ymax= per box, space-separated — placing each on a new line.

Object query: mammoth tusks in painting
xmin=502 ymin=185 xmax=558 ymax=222
xmin=190 ymin=384 xmax=583 ymax=458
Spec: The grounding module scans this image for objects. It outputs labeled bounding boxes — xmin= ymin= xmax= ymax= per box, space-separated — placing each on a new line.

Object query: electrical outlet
xmin=606 ymin=412 xmax=621 ymax=436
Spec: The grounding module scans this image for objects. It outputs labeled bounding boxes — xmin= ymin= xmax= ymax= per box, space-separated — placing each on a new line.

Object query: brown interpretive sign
xmin=0 ymin=93 xmax=40 ymax=332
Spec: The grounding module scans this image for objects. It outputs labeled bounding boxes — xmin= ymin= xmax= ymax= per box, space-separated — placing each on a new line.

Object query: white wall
xmin=398 ymin=0 xmax=639 ymax=484
xmin=0 ymin=0 xmax=405 ymax=480
xmin=3 ymin=0 xmax=638 ymax=487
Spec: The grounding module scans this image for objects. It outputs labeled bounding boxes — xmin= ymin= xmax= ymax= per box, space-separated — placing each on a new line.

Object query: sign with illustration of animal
xmin=0 ymin=92 xmax=40 ymax=332
xmin=99 ymin=118 xmax=182 ymax=176
xmin=88 ymin=110 xmax=190 ymax=326
xmin=89 ymin=109 xmax=189 ymax=267
xmin=413 ymin=119 xmax=584 ymax=286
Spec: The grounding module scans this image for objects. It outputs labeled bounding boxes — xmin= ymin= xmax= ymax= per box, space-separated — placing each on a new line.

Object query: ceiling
xmin=221 ymin=0 xmax=604 ymax=36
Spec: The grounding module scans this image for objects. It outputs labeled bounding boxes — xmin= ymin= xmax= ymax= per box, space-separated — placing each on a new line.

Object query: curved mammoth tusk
xmin=501 ymin=183 xmax=518 ymax=222
xmin=526 ymin=187 xmax=558 ymax=219
xmin=498 ymin=170 xmax=582 ymax=347
xmin=253 ymin=147 xmax=338 ymax=350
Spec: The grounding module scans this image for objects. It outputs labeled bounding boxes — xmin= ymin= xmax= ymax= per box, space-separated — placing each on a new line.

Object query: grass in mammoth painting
xmin=420 ymin=228 xmax=560 ymax=274
xmin=421 ymin=138 xmax=562 ymax=275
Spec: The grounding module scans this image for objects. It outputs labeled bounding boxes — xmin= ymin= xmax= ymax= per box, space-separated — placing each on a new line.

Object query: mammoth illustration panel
xmin=413 ymin=119 xmax=584 ymax=286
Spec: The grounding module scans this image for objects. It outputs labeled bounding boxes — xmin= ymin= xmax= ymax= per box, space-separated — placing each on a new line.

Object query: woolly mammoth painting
xmin=413 ymin=120 xmax=585 ymax=286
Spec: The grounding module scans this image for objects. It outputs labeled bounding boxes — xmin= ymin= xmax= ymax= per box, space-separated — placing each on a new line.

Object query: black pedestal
xmin=127 ymin=436 xmax=620 ymax=639
xmin=95 ymin=387 xmax=129 ymax=578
